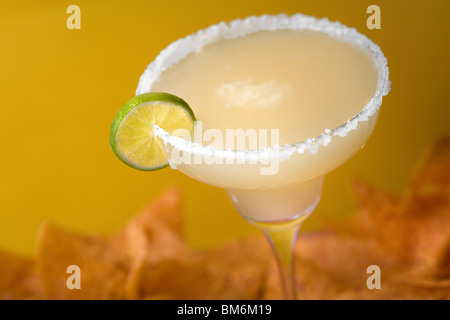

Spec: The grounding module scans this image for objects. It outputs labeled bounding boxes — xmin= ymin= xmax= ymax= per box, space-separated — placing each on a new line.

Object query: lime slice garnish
xmin=110 ymin=92 xmax=196 ymax=171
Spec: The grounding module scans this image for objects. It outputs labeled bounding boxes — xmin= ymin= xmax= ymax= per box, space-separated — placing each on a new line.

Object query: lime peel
xmin=110 ymin=92 xmax=196 ymax=171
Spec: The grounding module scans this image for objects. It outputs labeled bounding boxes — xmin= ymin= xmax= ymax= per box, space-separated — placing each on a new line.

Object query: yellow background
xmin=0 ymin=0 xmax=449 ymax=256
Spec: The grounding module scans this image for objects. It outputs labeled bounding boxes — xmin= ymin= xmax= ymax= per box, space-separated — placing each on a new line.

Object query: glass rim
xmin=136 ymin=13 xmax=390 ymax=161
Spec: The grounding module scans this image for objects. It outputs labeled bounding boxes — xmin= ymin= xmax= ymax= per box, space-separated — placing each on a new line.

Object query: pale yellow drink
xmin=153 ymin=29 xmax=377 ymax=146
xmin=151 ymin=29 xmax=379 ymax=221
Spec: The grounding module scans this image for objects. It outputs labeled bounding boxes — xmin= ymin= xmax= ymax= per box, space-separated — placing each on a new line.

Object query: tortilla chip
xmin=36 ymin=188 xmax=188 ymax=300
xmin=410 ymin=136 xmax=450 ymax=201
xmin=273 ymin=135 xmax=450 ymax=299
xmin=3 ymin=137 xmax=450 ymax=300
xmin=0 ymin=250 xmax=42 ymax=299
xmin=36 ymin=222 xmax=130 ymax=299
xmin=433 ymin=237 xmax=450 ymax=279
xmin=127 ymin=237 xmax=270 ymax=300
xmin=120 ymin=187 xmax=189 ymax=267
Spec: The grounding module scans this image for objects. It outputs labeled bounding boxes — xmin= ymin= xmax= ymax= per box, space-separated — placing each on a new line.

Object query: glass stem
xmin=253 ymin=216 xmax=305 ymax=300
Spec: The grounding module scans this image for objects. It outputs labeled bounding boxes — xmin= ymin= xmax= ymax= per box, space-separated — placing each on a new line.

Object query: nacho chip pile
xmin=1 ymin=136 xmax=449 ymax=300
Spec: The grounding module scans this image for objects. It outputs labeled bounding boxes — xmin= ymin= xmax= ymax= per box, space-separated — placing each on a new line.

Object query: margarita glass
xmin=136 ymin=14 xmax=390 ymax=299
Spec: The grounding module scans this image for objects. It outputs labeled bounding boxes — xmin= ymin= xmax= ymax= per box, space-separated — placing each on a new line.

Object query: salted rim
xmin=136 ymin=13 xmax=390 ymax=162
